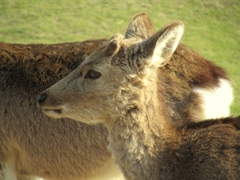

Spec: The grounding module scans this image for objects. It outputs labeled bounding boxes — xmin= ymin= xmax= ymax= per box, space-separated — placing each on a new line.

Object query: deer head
xmin=38 ymin=14 xmax=184 ymax=125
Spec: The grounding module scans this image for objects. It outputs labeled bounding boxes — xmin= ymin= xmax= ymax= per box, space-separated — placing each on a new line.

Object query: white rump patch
xmin=193 ymin=78 xmax=233 ymax=120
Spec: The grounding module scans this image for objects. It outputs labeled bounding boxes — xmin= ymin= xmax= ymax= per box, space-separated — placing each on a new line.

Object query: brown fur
xmin=0 ymin=40 xmax=123 ymax=180
xmin=162 ymin=43 xmax=230 ymax=125
xmin=1 ymin=13 xmax=231 ymax=179
xmin=39 ymin=20 xmax=240 ymax=180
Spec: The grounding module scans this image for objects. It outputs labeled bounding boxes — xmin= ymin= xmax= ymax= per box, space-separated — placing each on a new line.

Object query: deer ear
xmin=103 ymin=34 xmax=122 ymax=57
xmin=140 ymin=21 xmax=184 ymax=69
xmin=125 ymin=12 xmax=155 ymax=40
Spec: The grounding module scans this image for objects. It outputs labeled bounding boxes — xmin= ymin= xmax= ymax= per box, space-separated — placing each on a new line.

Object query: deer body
xmin=39 ymin=16 xmax=239 ymax=180
xmin=0 ymin=13 xmax=233 ymax=179
xmin=0 ymin=41 xmax=124 ymax=180
xmin=107 ymin=100 xmax=240 ymax=179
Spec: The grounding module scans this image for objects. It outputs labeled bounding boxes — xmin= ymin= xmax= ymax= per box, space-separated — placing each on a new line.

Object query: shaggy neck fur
xmin=106 ymin=72 xmax=177 ymax=180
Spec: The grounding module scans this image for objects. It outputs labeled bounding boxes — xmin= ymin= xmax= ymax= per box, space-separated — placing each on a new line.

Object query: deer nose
xmin=37 ymin=93 xmax=47 ymax=105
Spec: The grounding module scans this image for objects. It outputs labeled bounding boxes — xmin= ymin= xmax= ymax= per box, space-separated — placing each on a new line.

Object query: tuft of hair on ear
xmin=139 ymin=21 xmax=184 ymax=69
xmin=125 ymin=12 xmax=155 ymax=40
xmin=103 ymin=34 xmax=123 ymax=57
xmin=156 ymin=21 xmax=184 ymax=66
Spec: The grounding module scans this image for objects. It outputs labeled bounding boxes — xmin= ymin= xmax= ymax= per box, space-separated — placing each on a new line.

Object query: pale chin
xmin=42 ymin=108 xmax=104 ymax=124
xmin=42 ymin=109 xmax=63 ymax=119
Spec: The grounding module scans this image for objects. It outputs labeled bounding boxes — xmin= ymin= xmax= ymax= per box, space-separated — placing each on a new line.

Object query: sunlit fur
xmin=39 ymin=19 xmax=240 ymax=179
xmin=0 ymin=38 xmax=123 ymax=179
xmin=193 ymin=78 xmax=233 ymax=120
xmin=1 ymin=13 xmax=233 ymax=180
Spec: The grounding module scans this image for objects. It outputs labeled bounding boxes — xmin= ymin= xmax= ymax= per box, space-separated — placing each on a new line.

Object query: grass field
xmin=0 ymin=0 xmax=239 ymax=114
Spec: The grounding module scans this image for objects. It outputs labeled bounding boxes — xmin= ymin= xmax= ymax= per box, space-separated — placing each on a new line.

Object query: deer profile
xmin=0 ymin=12 xmax=234 ymax=180
xmin=38 ymin=17 xmax=240 ymax=180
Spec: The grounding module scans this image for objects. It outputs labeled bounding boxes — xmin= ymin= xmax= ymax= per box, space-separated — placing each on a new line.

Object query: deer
xmin=0 ymin=38 xmax=123 ymax=180
xmin=38 ymin=18 xmax=240 ymax=179
xmin=1 ymin=12 xmax=233 ymax=180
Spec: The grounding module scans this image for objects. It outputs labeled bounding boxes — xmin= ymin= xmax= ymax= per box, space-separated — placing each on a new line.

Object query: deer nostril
xmin=37 ymin=93 xmax=47 ymax=105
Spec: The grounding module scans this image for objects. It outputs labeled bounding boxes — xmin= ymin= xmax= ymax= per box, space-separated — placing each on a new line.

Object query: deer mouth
xmin=41 ymin=108 xmax=63 ymax=118
xmin=45 ymin=108 xmax=62 ymax=114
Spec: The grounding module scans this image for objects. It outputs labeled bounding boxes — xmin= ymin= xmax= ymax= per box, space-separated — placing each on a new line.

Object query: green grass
xmin=0 ymin=0 xmax=239 ymax=114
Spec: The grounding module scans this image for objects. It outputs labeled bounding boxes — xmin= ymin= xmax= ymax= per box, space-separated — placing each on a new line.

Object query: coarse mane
xmin=0 ymin=39 xmax=107 ymax=87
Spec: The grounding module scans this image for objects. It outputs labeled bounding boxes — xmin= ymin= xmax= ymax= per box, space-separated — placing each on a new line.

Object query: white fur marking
xmin=193 ymin=78 xmax=233 ymax=119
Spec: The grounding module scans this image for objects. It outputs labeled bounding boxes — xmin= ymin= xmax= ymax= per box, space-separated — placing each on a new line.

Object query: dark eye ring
xmin=85 ymin=70 xmax=101 ymax=79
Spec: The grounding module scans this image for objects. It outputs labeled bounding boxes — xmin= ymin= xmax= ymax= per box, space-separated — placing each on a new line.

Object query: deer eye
xmin=85 ymin=70 xmax=101 ymax=79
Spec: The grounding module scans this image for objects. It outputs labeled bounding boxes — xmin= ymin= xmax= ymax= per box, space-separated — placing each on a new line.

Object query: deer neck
xmin=106 ymin=76 xmax=176 ymax=179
